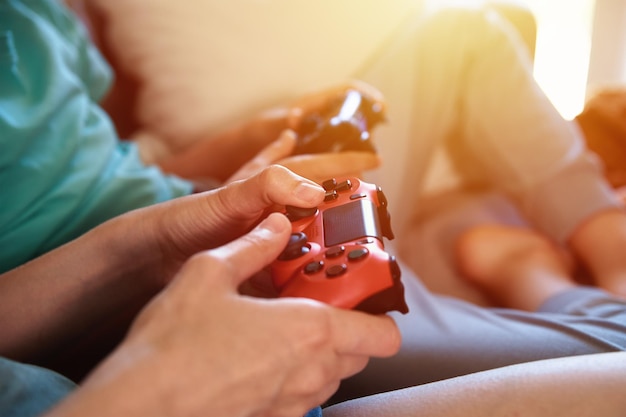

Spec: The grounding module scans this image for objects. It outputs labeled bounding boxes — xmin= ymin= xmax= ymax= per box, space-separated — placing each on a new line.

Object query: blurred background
xmin=523 ymin=0 xmax=625 ymax=119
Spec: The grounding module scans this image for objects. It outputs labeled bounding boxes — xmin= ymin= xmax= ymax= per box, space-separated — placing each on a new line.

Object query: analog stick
xmin=278 ymin=232 xmax=310 ymax=260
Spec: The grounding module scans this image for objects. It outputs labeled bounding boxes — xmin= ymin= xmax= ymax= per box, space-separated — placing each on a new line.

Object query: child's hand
xmin=226 ymin=130 xmax=381 ymax=185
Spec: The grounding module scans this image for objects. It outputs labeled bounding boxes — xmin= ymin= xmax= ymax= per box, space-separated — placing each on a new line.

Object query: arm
xmin=418 ymin=7 xmax=626 ymax=297
xmin=406 ymin=7 xmax=621 ymax=243
xmin=42 ymin=203 xmax=401 ymax=417
xmin=325 ymin=352 xmax=626 ymax=417
xmin=0 ymin=214 xmax=157 ymax=362
xmin=224 ymin=129 xmax=382 ymax=185
xmin=0 ymin=166 xmax=326 ymax=361
xmin=156 ymin=106 xmax=291 ymax=182
xmin=157 ymin=80 xmax=385 ymax=184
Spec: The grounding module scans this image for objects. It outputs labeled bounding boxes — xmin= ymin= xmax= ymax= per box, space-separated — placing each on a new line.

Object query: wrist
xmin=99 ymin=212 xmax=170 ymax=295
xmin=0 ymin=214 xmax=160 ymax=359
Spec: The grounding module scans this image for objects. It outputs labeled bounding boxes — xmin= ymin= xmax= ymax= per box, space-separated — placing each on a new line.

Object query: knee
xmin=416 ymin=4 xmax=522 ymax=56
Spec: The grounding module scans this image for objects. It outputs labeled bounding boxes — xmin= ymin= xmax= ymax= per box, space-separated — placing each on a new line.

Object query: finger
xmin=220 ymin=165 xmax=326 ymax=217
xmin=210 ymin=212 xmax=293 ymax=288
xmin=279 ymin=152 xmax=381 ymax=182
xmin=347 ymin=79 xmax=386 ymax=104
xmin=330 ymin=311 xmax=401 ymax=358
xmin=337 ymin=354 xmax=371 ymax=380
xmin=262 ymin=130 xmax=297 ymax=162
xmin=297 ymin=80 xmax=385 ymax=111
xmin=227 ymin=130 xmax=297 ymax=183
xmin=238 ymin=269 xmax=278 ymax=298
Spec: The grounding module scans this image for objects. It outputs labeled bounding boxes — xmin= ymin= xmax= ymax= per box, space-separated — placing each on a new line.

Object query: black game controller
xmin=293 ymin=89 xmax=386 ymax=155
xmin=270 ymin=177 xmax=408 ymax=315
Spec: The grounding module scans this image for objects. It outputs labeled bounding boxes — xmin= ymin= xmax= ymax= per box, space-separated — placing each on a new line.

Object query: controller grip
xmin=353 ymin=256 xmax=408 ymax=314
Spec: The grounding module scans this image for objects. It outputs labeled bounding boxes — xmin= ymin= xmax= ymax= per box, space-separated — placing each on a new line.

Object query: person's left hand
xmin=226 ymin=129 xmax=381 ymax=184
xmin=157 ymin=80 xmax=385 ymax=183
xmin=0 ymin=166 xmax=325 ymax=363
xmin=284 ymin=79 xmax=386 ymax=131
xmin=106 ymin=166 xmax=326 ymax=290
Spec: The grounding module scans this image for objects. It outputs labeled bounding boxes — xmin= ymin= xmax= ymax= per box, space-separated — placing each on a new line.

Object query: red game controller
xmin=270 ymin=177 xmax=409 ymax=314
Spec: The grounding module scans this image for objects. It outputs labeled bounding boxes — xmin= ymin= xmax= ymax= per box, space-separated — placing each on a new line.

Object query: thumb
xmin=226 ymin=130 xmax=297 ymax=183
xmin=211 ymin=212 xmax=293 ymax=288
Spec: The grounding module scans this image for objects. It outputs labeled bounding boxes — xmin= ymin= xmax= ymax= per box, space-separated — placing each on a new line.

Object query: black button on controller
xmin=286 ymin=205 xmax=318 ymax=221
xmin=326 ymin=264 xmax=347 ymax=278
xmin=347 ymin=248 xmax=369 ymax=261
xmin=278 ymin=232 xmax=309 ymax=260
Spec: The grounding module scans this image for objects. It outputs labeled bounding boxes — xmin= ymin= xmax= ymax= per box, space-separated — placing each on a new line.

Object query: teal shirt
xmin=0 ymin=0 xmax=193 ymax=273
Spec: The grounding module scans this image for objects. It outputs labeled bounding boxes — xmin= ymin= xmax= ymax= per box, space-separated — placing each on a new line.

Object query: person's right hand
xmin=48 ymin=213 xmax=401 ymax=417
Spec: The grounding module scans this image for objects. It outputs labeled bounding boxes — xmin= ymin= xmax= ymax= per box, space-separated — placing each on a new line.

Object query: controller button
xmin=326 ymin=264 xmax=347 ymax=278
xmin=286 ymin=205 xmax=318 ymax=221
xmin=376 ymin=187 xmax=388 ymax=207
xmin=356 ymin=238 xmax=374 ymax=245
xmin=324 ymin=190 xmax=339 ymax=202
xmin=377 ymin=204 xmax=395 ymax=240
xmin=347 ymin=247 xmax=369 ymax=261
xmin=336 ymin=180 xmax=352 ymax=192
xmin=325 ymin=246 xmax=345 ymax=258
xmin=304 ymin=261 xmax=324 ymax=275
xmin=322 ymin=178 xmax=338 ymax=191
xmin=278 ymin=232 xmax=310 ymax=260
xmin=350 ymin=193 xmax=367 ymax=200
xmin=389 ymin=256 xmax=402 ymax=279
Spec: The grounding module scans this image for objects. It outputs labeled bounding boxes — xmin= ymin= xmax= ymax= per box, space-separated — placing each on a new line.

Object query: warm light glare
xmin=419 ymin=0 xmax=599 ymax=193
xmin=524 ymin=0 xmax=596 ymax=120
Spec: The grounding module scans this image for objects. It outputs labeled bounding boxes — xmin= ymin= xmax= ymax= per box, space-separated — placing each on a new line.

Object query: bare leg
xmin=568 ymin=209 xmax=626 ymax=298
xmin=454 ymin=225 xmax=577 ymax=311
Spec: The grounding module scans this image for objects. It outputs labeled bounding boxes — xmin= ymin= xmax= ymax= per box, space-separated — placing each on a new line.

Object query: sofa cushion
xmin=88 ymin=0 xmax=421 ymax=159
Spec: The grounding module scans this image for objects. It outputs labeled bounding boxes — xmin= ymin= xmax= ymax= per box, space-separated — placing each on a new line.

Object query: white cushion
xmin=93 ymin=0 xmax=421 ymax=149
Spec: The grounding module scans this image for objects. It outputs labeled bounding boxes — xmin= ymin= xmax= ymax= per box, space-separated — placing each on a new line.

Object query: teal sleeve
xmin=0 ymin=357 xmax=76 ymax=417
xmin=0 ymin=1 xmax=193 ymax=273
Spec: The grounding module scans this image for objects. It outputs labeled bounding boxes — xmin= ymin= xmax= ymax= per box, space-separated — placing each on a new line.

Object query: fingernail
xmin=294 ymin=182 xmax=324 ymax=204
xmin=280 ymin=129 xmax=298 ymax=144
xmin=280 ymin=129 xmax=296 ymax=140
xmin=258 ymin=213 xmax=287 ymax=234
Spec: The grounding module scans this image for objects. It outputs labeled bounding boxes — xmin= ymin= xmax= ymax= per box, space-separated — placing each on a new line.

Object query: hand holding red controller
xmin=270 ymin=177 xmax=409 ymax=314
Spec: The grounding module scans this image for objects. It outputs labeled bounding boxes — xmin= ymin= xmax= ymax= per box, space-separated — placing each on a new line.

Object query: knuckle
xmin=279 ymin=303 xmax=335 ymax=355
xmin=258 ymin=164 xmax=289 ymax=184
xmin=296 ymin=307 xmax=335 ymax=349
xmin=286 ymin=365 xmax=336 ymax=400
xmin=380 ymin=318 xmax=402 ymax=355
xmin=345 ymin=356 xmax=370 ymax=377
xmin=305 ymin=365 xmax=336 ymax=392
xmin=187 ymin=251 xmax=234 ymax=279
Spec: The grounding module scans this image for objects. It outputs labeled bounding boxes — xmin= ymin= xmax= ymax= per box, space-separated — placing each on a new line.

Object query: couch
xmin=72 ymin=0 xmax=538 ymax=306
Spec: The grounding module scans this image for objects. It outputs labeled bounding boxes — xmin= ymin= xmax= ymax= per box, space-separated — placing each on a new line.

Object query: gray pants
xmin=334 ymin=266 xmax=626 ymax=402
xmin=331 ymin=4 xmax=626 ymax=404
